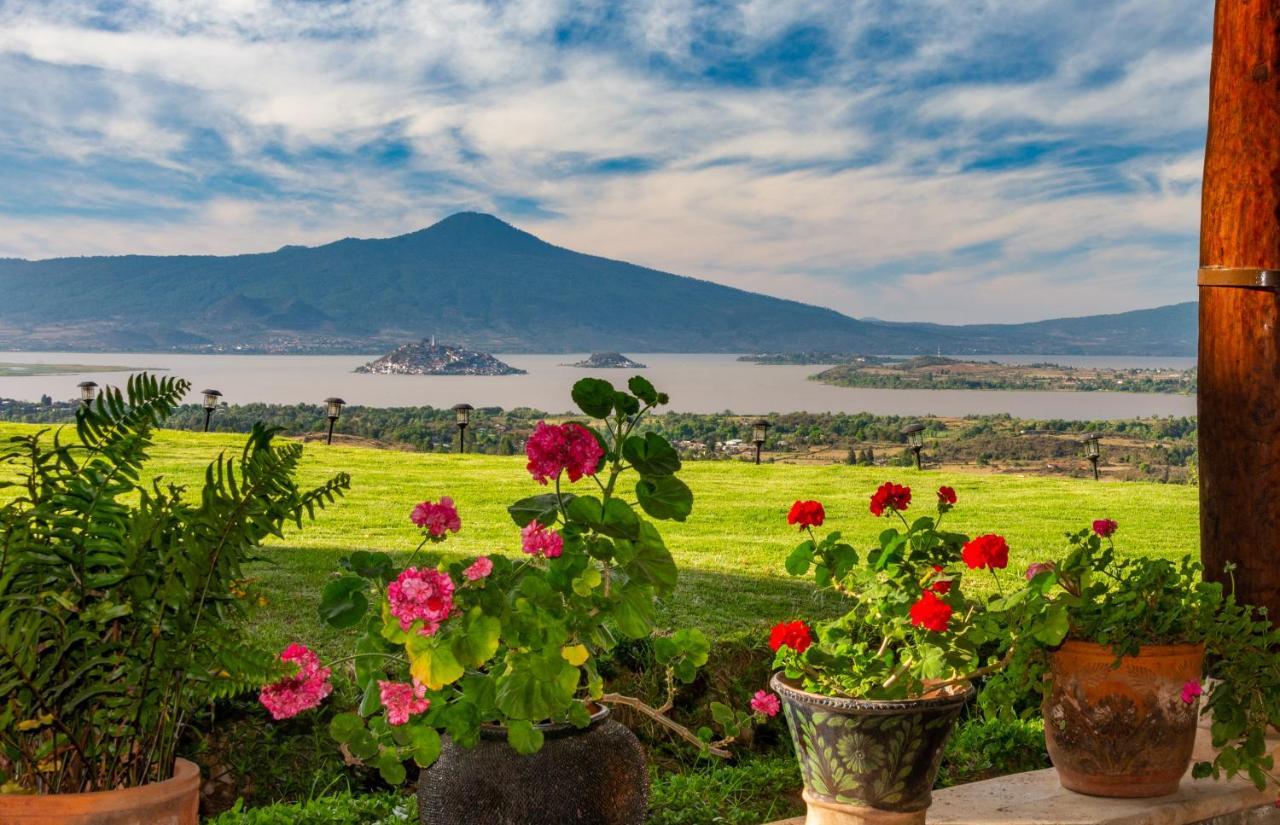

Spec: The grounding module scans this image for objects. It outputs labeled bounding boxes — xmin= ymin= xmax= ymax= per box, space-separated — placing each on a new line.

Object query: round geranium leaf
xmin=571 ymin=378 xmax=615 ymax=418
xmin=319 ymin=576 xmax=369 ymax=629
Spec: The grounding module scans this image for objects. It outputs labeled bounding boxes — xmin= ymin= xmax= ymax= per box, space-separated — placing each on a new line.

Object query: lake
xmin=0 ymin=352 xmax=1197 ymax=420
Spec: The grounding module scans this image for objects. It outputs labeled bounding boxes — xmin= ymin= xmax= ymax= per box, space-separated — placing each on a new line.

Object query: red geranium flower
xmin=909 ymin=591 xmax=952 ymax=633
xmin=869 ymin=482 xmax=911 ymax=517
xmin=787 ymin=500 xmax=826 ymax=529
xmin=961 ymin=534 xmax=1009 ymax=570
xmin=937 ymin=486 xmax=957 ymax=506
xmin=929 ymin=564 xmax=951 ymax=594
xmin=769 ymin=620 xmax=813 ymax=653
xmin=1092 ymin=519 xmax=1118 ymax=539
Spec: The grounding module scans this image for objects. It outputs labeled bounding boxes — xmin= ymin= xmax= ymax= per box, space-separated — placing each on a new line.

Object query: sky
xmin=0 ymin=0 xmax=1212 ymax=323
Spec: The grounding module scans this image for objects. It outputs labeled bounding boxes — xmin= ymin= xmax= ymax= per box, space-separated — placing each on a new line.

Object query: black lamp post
xmin=1082 ymin=433 xmax=1102 ymax=481
xmin=902 ymin=422 xmax=926 ymax=470
xmin=201 ymin=389 xmax=222 ymax=432
xmin=324 ymin=397 xmax=345 ymax=445
xmin=751 ymin=419 xmax=771 ymax=465
xmin=77 ymin=381 xmax=98 ymax=408
xmin=453 ymin=403 xmax=474 ymax=454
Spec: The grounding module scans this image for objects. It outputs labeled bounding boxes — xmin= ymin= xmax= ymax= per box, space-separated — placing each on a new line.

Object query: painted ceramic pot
xmin=0 ymin=758 xmax=199 ymax=825
xmin=772 ymin=673 xmax=972 ymax=825
xmin=1043 ymin=640 xmax=1204 ymax=798
xmin=417 ymin=705 xmax=647 ymax=825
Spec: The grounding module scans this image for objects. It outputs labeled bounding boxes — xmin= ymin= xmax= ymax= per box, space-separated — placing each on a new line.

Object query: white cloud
xmin=0 ymin=0 xmax=1211 ymax=323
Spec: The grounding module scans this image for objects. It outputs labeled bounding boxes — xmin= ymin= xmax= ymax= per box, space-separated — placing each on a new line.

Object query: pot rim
xmin=0 ymin=758 xmax=198 ymax=810
xmin=478 ymin=702 xmax=610 ymax=741
xmin=770 ymin=672 xmax=974 ymax=713
xmin=1057 ymin=639 xmax=1206 ymax=659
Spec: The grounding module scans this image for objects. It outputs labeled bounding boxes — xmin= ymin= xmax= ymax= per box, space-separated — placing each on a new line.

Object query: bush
xmin=207 ymin=791 xmax=416 ymax=825
xmin=647 ymin=755 xmax=802 ymax=825
xmin=937 ymin=716 xmax=1048 ymax=787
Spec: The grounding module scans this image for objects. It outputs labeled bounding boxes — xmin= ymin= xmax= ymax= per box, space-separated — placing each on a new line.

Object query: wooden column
xmin=1199 ymin=0 xmax=1280 ymax=617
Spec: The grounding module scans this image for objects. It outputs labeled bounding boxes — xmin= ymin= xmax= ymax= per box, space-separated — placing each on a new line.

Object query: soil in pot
xmin=0 ymin=758 xmax=200 ymax=825
xmin=1043 ymin=640 xmax=1203 ymax=798
xmin=417 ymin=705 xmax=647 ymax=825
xmin=772 ymin=673 xmax=972 ymax=825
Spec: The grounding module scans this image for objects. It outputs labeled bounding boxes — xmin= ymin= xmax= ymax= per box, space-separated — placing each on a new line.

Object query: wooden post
xmin=1199 ymin=0 xmax=1280 ymax=616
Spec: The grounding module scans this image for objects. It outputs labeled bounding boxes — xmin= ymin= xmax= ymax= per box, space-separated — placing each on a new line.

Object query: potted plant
xmin=768 ymin=483 xmax=1068 ymax=825
xmin=983 ymin=521 xmax=1280 ymax=798
xmin=0 ymin=375 xmax=348 ymax=822
xmin=274 ymin=377 xmax=761 ymax=825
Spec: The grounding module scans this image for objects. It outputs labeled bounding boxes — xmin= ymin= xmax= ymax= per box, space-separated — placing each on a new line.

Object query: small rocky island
xmin=564 ymin=352 xmax=647 ymax=369
xmin=356 ymin=341 xmax=526 ymax=376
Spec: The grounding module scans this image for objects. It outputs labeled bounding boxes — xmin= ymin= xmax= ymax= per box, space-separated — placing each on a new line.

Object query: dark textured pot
xmin=1043 ymin=640 xmax=1204 ymax=798
xmin=772 ymin=673 xmax=972 ymax=825
xmin=0 ymin=758 xmax=199 ymax=825
xmin=417 ymin=705 xmax=647 ymax=825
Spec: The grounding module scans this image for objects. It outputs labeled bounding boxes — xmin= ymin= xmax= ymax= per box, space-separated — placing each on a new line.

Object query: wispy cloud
xmin=0 ymin=0 xmax=1211 ymax=322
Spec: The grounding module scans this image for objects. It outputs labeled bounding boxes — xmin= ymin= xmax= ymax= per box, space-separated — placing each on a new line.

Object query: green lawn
xmin=0 ymin=422 xmax=1200 ymax=655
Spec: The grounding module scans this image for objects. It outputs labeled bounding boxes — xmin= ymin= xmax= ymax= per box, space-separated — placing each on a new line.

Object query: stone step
xmin=767 ymin=729 xmax=1278 ymax=825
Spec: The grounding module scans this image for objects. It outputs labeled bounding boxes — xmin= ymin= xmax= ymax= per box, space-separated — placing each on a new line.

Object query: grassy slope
xmin=0 ymin=422 xmax=1200 ymax=654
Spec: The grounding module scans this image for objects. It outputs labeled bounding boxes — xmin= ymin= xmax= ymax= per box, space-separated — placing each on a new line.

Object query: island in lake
xmin=0 ymin=362 xmax=144 ymax=377
xmin=355 ymin=341 xmax=526 ymax=376
xmin=813 ymin=356 xmax=1196 ymax=394
xmin=564 ymin=352 xmax=647 ymax=369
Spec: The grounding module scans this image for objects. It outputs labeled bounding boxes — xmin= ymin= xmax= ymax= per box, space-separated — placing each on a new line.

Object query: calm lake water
xmin=0 ymin=352 xmax=1197 ymax=420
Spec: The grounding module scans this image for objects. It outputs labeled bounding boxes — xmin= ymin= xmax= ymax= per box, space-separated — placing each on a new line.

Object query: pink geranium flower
xmin=387 ymin=567 xmax=455 ymax=635
xmin=526 ymin=422 xmax=604 ymax=485
xmin=1092 ymin=519 xmax=1119 ymax=539
xmin=750 ymin=690 xmax=780 ymax=718
xmin=410 ymin=497 xmax=462 ymax=539
xmin=1181 ymin=680 xmax=1203 ymax=705
xmin=259 ymin=643 xmax=333 ymax=720
xmin=521 ymin=522 xmax=564 ymax=558
xmin=379 ymin=679 xmax=431 ymax=726
xmin=463 ymin=556 xmax=494 ymax=581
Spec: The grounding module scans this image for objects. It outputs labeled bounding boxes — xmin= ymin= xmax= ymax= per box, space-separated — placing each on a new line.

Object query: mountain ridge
xmin=0 ymin=213 xmax=1196 ymax=355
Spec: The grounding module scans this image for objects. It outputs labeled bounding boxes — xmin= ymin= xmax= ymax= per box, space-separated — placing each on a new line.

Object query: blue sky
xmin=0 ymin=0 xmax=1211 ymax=323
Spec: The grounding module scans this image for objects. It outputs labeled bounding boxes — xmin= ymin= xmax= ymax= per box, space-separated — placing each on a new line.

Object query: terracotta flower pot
xmin=773 ymin=673 xmax=972 ymax=825
xmin=0 ymin=758 xmax=199 ymax=825
xmin=1043 ymin=640 xmax=1204 ymax=798
xmin=417 ymin=705 xmax=647 ymax=825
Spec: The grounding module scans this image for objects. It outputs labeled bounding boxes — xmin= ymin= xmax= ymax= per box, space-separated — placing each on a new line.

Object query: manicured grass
xmin=0 ymin=422 xmax=1200 ymax=654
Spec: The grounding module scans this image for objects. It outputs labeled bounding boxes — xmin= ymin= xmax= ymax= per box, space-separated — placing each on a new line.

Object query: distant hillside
xmin=0 ymin=213 xmax=1196 ymax=355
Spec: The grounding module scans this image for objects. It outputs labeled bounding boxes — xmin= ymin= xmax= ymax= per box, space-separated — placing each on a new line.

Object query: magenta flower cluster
xmin=411 ymin=497 xmax=462 ymax=539
xmin=258 ymin=643 xmax=333 ymax=720
xmin=463 ymin=556 xmax=493 ymax=581
xmin=525 ymin=422 xmax=604 ymax=485
xmin=379 ymin=679 xmax=431 ymax=726
xmin=521 ymin=522 xmax=564 ymax=558
xmin=387 ymin=567 xmax=456 ymax=636
xmin=750 ymin=690 xmax=780 ymax=718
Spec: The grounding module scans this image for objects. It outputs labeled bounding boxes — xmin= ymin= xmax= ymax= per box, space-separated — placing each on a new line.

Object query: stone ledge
xmin=768 ymin=730 xmax=1278 ymax=825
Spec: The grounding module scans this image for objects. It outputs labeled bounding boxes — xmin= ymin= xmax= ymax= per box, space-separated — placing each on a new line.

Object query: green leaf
xmin=785 ymin=542 xmax=815 ymax=576
xmin=635 ymin=475 xmax=693 ymax=522
xmin=329 ymin=712 xmax=364 ymax=744
xmin=619 ymin=522 xmax=678 ymax=594
xmin=673 ymin=628 xmax=710 ymax=666
xmin=408 ymin=635 xmax=465 ymax=690
xmin=612 ymin=583 xmax=657 ymax=639
xmin=318 ymin=576 xmax=369 ymax=629
xmin=347 ymin=729 xmax=380 ymax=760
xmin=622 ymin=432 xmax=682 ymax=477
xmin=508 ymin=493 xmax=565 ymax=527
xmin=628 ymin=376 xmax=658 ymax=405
xmin=451 ymin=607 xmax=502 ymax=668
xmin=1033 ymin=604 xmax=1070 ymax=645
xmin=600 ymin=498 xmax=641 ymax=540
xmin=613 ymin=392 xmax=640 ymax=416
xmin=710 ymin=702 xmax=735 ymax=728
xmin=375 ymin=748 xmax=407 ymax=785
xmin=406 ymin=723 xmax=442 ymax=768
xmin=507 ymin=719 xmax=545 ymax=755
xmin=343 ymin=550 xmax=396 ymax=581
xmin=565 ymin=495 xmax=604 ymax=528
xmin=572 ymin=378 xmax=616 ymax=418
xmin=496 ymin=650 xmax=579 ymax=720
xmin=572 ymin=567 xmax=603 ymax=596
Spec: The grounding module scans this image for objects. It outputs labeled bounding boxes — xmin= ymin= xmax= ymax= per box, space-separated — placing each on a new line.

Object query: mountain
xmin=0 ymin=213 xmax=1197 ymax=355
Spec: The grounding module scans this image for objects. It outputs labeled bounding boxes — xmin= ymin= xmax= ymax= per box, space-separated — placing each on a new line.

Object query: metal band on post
xmin=1198 ymin=267 xmax=1280 ymax=289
